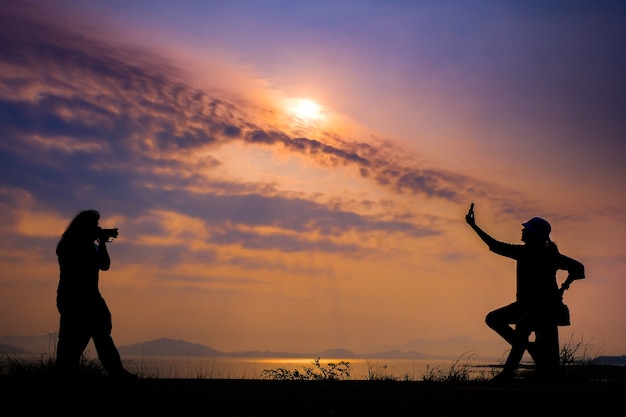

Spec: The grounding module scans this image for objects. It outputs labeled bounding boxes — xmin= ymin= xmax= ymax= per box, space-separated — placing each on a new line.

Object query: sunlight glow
xmin=288 ymin=98 xmax=325 ymax=121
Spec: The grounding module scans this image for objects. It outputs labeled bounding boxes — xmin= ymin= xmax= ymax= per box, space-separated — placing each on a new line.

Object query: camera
xmin=99 ymin=228 xmax=119 ymax=241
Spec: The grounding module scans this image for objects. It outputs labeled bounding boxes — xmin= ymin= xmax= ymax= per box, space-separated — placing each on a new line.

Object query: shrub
xmin=261 ymin=357 xmax=351 ymax=381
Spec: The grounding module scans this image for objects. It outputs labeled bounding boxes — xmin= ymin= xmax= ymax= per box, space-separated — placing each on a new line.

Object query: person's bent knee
xmin=485 ymin=311 xmax=498 ymax=329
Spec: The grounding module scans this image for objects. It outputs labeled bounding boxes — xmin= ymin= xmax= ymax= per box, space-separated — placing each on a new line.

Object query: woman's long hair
xmin=58 ymin=209 xmax=100 ymax=249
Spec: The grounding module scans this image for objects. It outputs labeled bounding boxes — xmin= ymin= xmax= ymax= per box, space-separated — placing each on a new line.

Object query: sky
xmin=1 ymin=0 xmax=625 ymax=359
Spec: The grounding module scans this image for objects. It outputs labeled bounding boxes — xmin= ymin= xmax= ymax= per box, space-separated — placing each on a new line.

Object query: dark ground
xmin=2 ymin=376 xmax=625 ymax=416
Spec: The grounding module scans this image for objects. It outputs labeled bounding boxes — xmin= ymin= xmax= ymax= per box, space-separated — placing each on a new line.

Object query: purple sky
xmin=1 ymin=1 xmax=625 ymax=357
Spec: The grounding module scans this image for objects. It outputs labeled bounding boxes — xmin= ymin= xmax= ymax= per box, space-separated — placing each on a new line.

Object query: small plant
xmin=261 ymin=357 xmax=351 ymax=381
xmin=366 ymin=361 xmax=405 ymax=381
xmin=559 ymin=334 xmax=604 ymax=366
xmin=554 ymin=334 xmax=619 ymax=382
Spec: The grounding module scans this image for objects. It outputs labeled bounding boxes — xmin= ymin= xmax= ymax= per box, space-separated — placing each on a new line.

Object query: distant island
xmin=115 ymin=338 xmax=440 ymax=360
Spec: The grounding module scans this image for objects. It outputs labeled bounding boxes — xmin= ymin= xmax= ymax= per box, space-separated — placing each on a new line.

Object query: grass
xmin=0 ymin=331 xmax=110 ymax=378
xmin=257 ymin=335 xmax=625 ymax=383
xmin=1 ymin=334 xmax=624 ymax=383
xmin=0 ymin=352 xmax=107 ymax=377
xmin=422 ymin=352 xmax=496 ymax=383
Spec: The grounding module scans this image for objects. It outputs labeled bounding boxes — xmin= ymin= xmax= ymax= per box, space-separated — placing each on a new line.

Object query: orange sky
xmin=1 ymin=1 xmax=625 ymax=359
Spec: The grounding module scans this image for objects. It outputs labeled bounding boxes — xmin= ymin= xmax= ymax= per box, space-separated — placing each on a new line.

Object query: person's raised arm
xmin=465 ymin=202 xmax=498 ymax=248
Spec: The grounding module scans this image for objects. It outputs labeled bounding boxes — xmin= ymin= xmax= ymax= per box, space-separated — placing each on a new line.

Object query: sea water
xmin=120 ymin=355 xmax=505 ymax=380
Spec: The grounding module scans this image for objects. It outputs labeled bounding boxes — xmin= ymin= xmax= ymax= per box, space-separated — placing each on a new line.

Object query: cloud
xmin=0 ymin=4 xmax=486 ymax=210
xmin=3 ymin=2 xmax=545 ymax=277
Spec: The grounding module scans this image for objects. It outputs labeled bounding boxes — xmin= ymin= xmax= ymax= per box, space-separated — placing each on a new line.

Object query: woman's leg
xmin=91 ymin=297 xmax=136 ymax=378
xmin=533 ymin=320 xmax=561 ymax=378
xmin=56 ymin=313 xmax=91 ymax=376
xmin=499 ymin=309 xmax=538 ymax=378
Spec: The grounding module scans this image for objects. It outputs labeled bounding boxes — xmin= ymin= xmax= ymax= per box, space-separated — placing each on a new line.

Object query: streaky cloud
xmin=0 ymin=4 xmax=474 ymax=204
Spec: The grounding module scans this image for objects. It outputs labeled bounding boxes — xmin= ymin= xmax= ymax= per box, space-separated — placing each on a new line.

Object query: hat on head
xmin=522 ymin=217 xmax=551 ymax=240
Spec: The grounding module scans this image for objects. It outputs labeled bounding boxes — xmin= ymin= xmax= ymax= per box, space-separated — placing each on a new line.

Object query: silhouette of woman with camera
xmin=55 ymin=209 xmax=136 ymax=378
xmin=465 ymin=203 xmax=585 ymax=381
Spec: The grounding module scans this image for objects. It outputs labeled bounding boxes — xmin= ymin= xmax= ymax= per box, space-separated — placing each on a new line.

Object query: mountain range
xmin=2 ymin=334 xmax=624 ymax=364
xmin=115 ymin=339 xmax=442 ymax=359
xmin=0 ymin=333 xmax=497 ymax=359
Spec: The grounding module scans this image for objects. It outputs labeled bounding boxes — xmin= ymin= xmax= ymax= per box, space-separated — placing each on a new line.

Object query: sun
xmin=289 ymin=98 xmax=324 ymax=121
